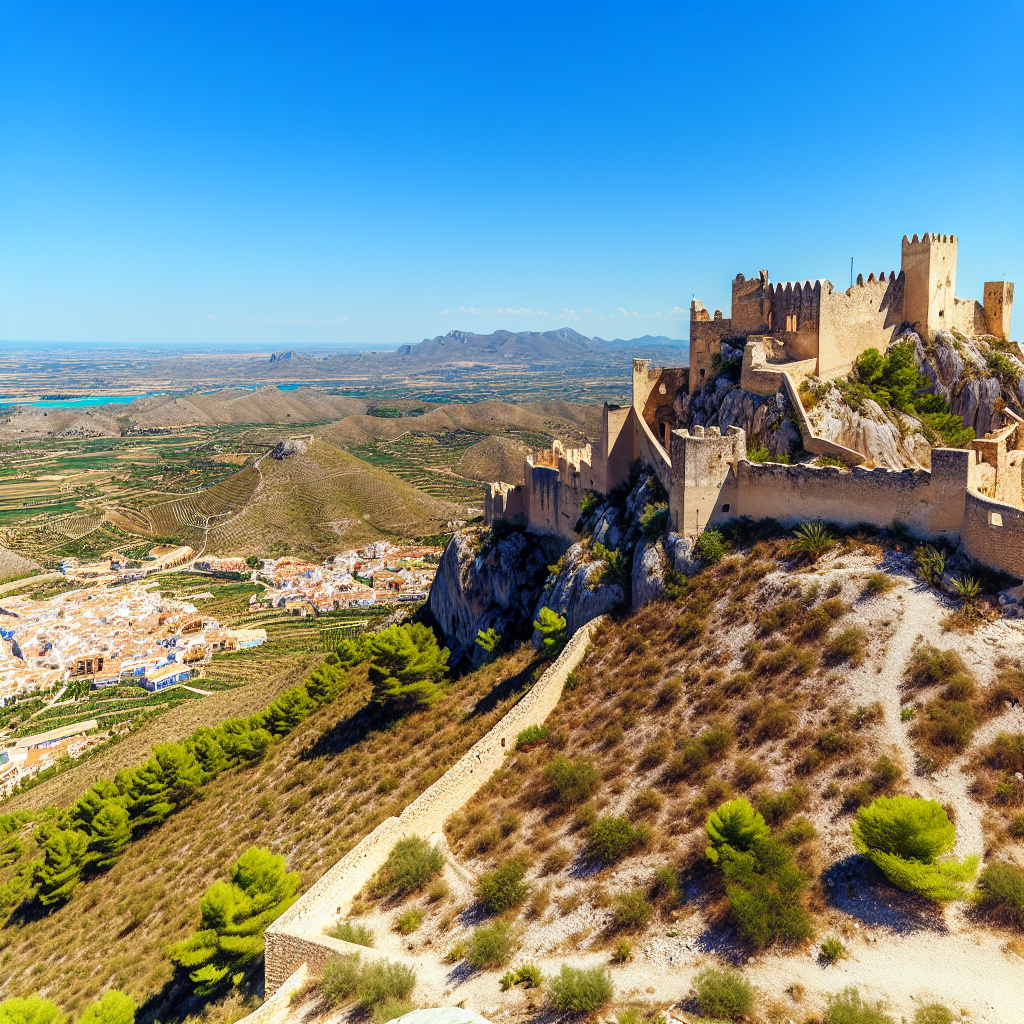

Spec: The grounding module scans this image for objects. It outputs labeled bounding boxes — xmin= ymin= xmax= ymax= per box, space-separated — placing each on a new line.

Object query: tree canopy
xmin=368 ymin=623 xmax=449 ymax=711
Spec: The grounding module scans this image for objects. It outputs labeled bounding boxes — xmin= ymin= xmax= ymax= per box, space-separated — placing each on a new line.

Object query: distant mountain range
xmin=395 ymin=328 xmax=687 ymax=364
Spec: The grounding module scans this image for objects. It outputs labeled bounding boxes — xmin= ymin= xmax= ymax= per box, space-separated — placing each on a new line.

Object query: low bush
xmin=975 ymin=860 xmax=1024 ymax=929
xmin=852 ymin=796 xmax=977 ymax=901
xmin=610 ymin=938 xmax=632 ymax=963
xmin=467 ymin=920 xmax=515 ymax=968
xmin=611 ymin=889 xmax=653 ymax=931
xmin=862 ymin=572 xmax=895 ymax=597
xmin=586 ymin=816 xmax=650 ymax=864
xmin=359 ymin=959 xmax=417 ymax=1009
xmin=825 ymin=627 xmax=867 ymax=667
xmin=757 ymin=785 xmax=810 ymax=827
xmin=546 ymin=965 xmax=614 ymax=1014
xmin=905 ymin=644 xmax=968 ymax=690
xmin=694 ymin=529 xmax=724 ymax=565
xmin=912 ymin=699 xmax=977 ymax=761
xmin=820 ymin=936 xmax=848 ymax=962
xmin=913 ymin=1006 xmax=954 ymax=1024
xmin=326 ymin=919 xmax=375 ymax=947
xmin=395 ymin=909 xmax=423 ymax=934
xmin=823 ymin=987 xmax=895 ymax=1024
xmin=705 ymin=797 xmax=769 ymax=862
xmin=476 ymin=857 xmax=529 ymax=914
xmin=691 ymin=966 xmax=755 ymax=1020
xmin=372 ymin=999 xmax=415 ymax=1024
xmin=322 ymin=953 xmax=364 ymax=1005
xmin=501 ymin=963 xmax=543 ymax=989
xmin=630 ymin=787 xmax=663 ymax=817
xmin=544 ymin=756 xmax=599 ymax=808
xmin=371 ymin=836 xmax=445 ymax=898
xmin=516 ymin=724 xmax=549 ymax=749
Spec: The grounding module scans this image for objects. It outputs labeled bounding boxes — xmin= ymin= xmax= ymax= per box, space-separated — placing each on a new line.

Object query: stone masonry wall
xmin=961 ymin=490 xmax=1024 ymax=580
xmin=258 ymin=618 xmax=603 ymax=999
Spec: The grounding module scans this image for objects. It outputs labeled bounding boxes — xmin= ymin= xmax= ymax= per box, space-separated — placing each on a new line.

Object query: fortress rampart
xmin=485 ymin=232 xmax=1021 ymax=580
xmin=249 ymin=620 xmax=602 ymax=1006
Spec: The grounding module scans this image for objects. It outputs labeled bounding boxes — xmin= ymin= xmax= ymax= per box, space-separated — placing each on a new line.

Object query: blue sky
xmin=1 ymin=1 xmax=1022 ymax=350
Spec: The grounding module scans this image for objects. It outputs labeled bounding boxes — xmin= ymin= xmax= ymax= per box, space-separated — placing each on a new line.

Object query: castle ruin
xmin=485 ymin=233 xmax=1022 ymax=580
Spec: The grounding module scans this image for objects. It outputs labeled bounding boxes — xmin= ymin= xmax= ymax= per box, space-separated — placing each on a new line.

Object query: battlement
xmin=902 ymin=232 xmax=959 ymax=251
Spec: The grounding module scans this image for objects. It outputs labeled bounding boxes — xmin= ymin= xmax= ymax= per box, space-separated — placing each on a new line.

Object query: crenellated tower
xmin=901 ymin=232 xmax=959 ymax=339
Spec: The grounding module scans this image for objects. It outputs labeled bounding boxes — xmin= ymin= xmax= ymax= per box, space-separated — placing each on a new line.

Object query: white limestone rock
xmin=666 ymin=532 xmax=700 ymax=575
xmin=532 ymin=542 xmax=623 ymax=646
xmin=631 ymin=538 xmax=667 ymax=610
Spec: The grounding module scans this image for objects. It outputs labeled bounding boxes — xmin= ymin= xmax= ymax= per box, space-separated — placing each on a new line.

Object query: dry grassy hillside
xmin=0 ymin=646 xmax=541 ymax=1019
xmin=0 ymin=545 xmax=39 ymax=583
xmin=456 ymin=435 xmax=533 ymax=484
xmin=317 ymin=400 xmax=599 ymax=447
xmin=103 ymin=440 xmax=462 ymax=557
xmin=306 ymin=540 xmax=1024 ymax=1021
xmin=123 ymin=387 xmax=368 ymax=427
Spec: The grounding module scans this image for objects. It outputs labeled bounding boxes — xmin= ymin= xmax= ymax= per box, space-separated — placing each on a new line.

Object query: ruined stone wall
xmin=602 ymin=404 xmax=634 ymax=495
xmin=523 ymin=461 xmax=582 ymax=541
xmin=984 ymin=282 xmax=1014 ymax=340
xmin=902 ymin=233 xmax=958 ymax=339
xmin=961 ymin=490 xmax=1024 ymax=580
xmin=259 ymin=620 xmax=603 ymax=998
xmin=689 ymin=308 xmax=733 ymax=394
xmin=640 ymin=367 xmax=689 ymax=447
xmin=817 ymin=273 xmax=904 ymax=380
xmin=633 ymin=408 xmax=674 ymax=495
xmin=484 ymin=482 xmax=524 ymax=525
xmin=951 ymin=296 xmax=987 ymax=338
xmin=731 ymin=272 xmax=772 ymax=334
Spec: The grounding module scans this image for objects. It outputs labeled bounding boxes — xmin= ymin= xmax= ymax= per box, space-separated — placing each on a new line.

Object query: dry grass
xmin=0 ymin=643 xmax=539 ymax=1015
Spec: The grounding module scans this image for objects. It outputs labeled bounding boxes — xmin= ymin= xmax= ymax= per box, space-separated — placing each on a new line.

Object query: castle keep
xmin=485 ymin=233 xmax=1022 ymax=580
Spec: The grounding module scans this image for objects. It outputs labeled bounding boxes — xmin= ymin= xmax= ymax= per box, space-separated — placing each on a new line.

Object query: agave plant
xmin=915 ymin=545 xmax=946 ymax=586
xmin=790 ymin=521 xmax=834 ymax=563
xmin=951 ymin=575 xmax=982 ymax=616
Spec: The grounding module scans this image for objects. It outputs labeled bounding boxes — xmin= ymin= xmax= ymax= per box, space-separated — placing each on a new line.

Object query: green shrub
xmin=691 ymin=966 xmax=755 ymax=1020
xmin=862 ymin=573 xmax=894 ymax=597
xmin=326 ymin=919 xmax=375 ymax=947
xmin=820 ymin=936 xmax=848 ymax=962
xmin=757 ymin=785 xmax=810 ymax=827
xmin=546 ymin=965 xmax=614 ymax=1014
xmin=823 ymin=987 xmax=895 ymax=1024
xmin=610 ymin=938 xmax=632 ymax=963
xmin=371 ymin=836 xmax=445 ymax=898
xmin=500 ymin=964 xmax=543 ymax=990
xmin=852 ymin=796 xmax=977 ymax=901
xmin=640 ymin=503 xmax=669 ymax=539
xmin=0 ymin=997 xmax=64 ymax=1024
xmin=705 ymin=797 xmax=769 ymax=862
xmin=321 ymin=953 xmax=364 ymax=1005
xmin=544 ymin=756 xmax=599 ymax=807
xmin=395 ymin=909 xmax=423 ymax=934
xmin=476 ymin=857 xmax=529 ymax=914
xmin=721 ymin=836 xmax=812 ymax=949
xmin=534 ymin=606 xmax=568 ymax=656
xmin=372 ymin=999 xmax=415 ymax=1024
xmin=694 ymin=529 xmax=724 ymax=565
xmin=516 ymin=724 xmax=549 ymax=749
xmin=586 ymin=816 xmax=650 ymax=864
xmin=467 ymin=920 xmax=515 ymax=968
xmin=913 ymin=1006 xmax=954 ymax=1024
xmin=975 ymin=860 xmax=1024 ymax=929
xmin=825 ymin=627 xmax=867 ymax=666
xmin=790 ymin=521 xmax=835 ymax=562
xmin=76 ymin=991 xmax=136 ymax=1024
xmin=358 ymin=959 xmax=417 ymax=1009
xmin=986 ymin=350 xmax=1022 ymax=386
xmin=611 ymin=889 xmax=653 ymax=931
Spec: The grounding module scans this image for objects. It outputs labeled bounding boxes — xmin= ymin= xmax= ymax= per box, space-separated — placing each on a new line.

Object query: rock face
xmin=269 ymin=439 xmax=307 ymax=459
xmin=631 ymin=538 xmax=667 ymax=609
xmin=429 ymin=529 xmax=557 ymax=666
xmin=531 ymin=542 xmax=624 ymax=644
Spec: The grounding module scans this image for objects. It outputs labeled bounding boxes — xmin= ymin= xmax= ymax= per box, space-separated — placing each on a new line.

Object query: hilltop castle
xmin=485 ymin=233 xmax=1022 ymax=579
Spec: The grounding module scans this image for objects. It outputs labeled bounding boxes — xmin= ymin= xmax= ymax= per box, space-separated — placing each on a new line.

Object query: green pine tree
xmin=475 ymin=627 xmax=501 ymax=657
xmin=77 ymin=990 xmax=135 ymax=1024
xmin=368 ymin=623 xmax=449 ymax=712
xmin=533 ymin=607 xmax=567 ymax=657
xmin=0 ymin=996 xmax=65 ymax=1024
xmin=261 ymin=685 xmax=316 ymax=736
xmin=169 ymin=846 xmax=300 ymax=997
xmin=127 ymin=743 xmax=203 ymax=833
xmin=217 ymin=719 xmax=272 ymax=764
xmin=187 ymin=728 xmax=230 ymax=776
xmin=305 ymin=660 xmax=348 ymax=704
xmin=33 ymin=828 xmax=88 ymax=907
xmin=83 ymin=803 xmax=131 ymax=871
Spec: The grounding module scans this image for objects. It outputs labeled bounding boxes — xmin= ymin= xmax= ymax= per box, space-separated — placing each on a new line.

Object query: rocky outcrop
xmin=429 ymin=529 xmax=559 ymax=665
xmin=531 ymin=543 xmax=624 ymax=644
xmin=631 ymin=538 xmax=667 ymax=609
xmin=804 ymin=386 xmax=933 ymax=470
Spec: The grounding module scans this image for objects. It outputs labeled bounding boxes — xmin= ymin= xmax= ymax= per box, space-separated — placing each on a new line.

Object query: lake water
xmin=0 ymin=384 xmax=303 ymax=409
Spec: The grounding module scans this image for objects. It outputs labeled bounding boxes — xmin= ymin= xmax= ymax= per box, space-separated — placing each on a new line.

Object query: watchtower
xmin=901 ymin=233 xmax=959 ymax=339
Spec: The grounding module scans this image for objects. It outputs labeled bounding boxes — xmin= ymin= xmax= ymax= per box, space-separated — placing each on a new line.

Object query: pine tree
xmin=77 ymin=991 xmax=135 ymax=1024
xmin=187 ymin=728 xmax=230 ymax=776
xmin=475 ymin=627 xmax=501 ymax=658
xmin=305 ymin=660 xmax=348 ymax=704
xmin=169 ymin=846 xmax=300 ymax=996
xmin=261 ymin=685 xmax=316 ymax=736
xmin=0 ymin=996 xmax=65 ymax=1024
xmin=368 ymin=623 xmax=449 ymax=712
xmin=127 ymin=743 xmax=203 ymax=833
xmin=217 ymin=719 xmax=272 ymax=764
xmin=533 ymin=607 xmax=567 ymax=657
xmin=83 ymin=803 xmax=131 ymax=871
xmin=68 ymin=780 xmax=122 ymax=833
xmin=33 ymin=828 xmax=88 ymax=907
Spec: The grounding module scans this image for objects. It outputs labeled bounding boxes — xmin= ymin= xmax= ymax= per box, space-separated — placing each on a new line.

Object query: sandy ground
xmin=289 ymin=549 xmax=1024 ymax=1023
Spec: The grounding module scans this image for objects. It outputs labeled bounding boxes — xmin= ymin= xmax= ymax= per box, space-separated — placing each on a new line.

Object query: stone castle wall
xmin=961 ymin=490 xmax=1024 ymax=579
xmin=257 ymin=619 xmax=603 ymax=999
xmin=817 ymin=272 xmax=905 ymax=380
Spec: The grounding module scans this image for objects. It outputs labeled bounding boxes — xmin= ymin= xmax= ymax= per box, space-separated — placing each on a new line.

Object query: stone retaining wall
xmin=254 ymin=618 xmax=602 ymax=1003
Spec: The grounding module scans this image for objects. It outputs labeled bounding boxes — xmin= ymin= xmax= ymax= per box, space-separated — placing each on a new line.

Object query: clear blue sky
xmin=2 ymin=1 xmax=1022 ymax=350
